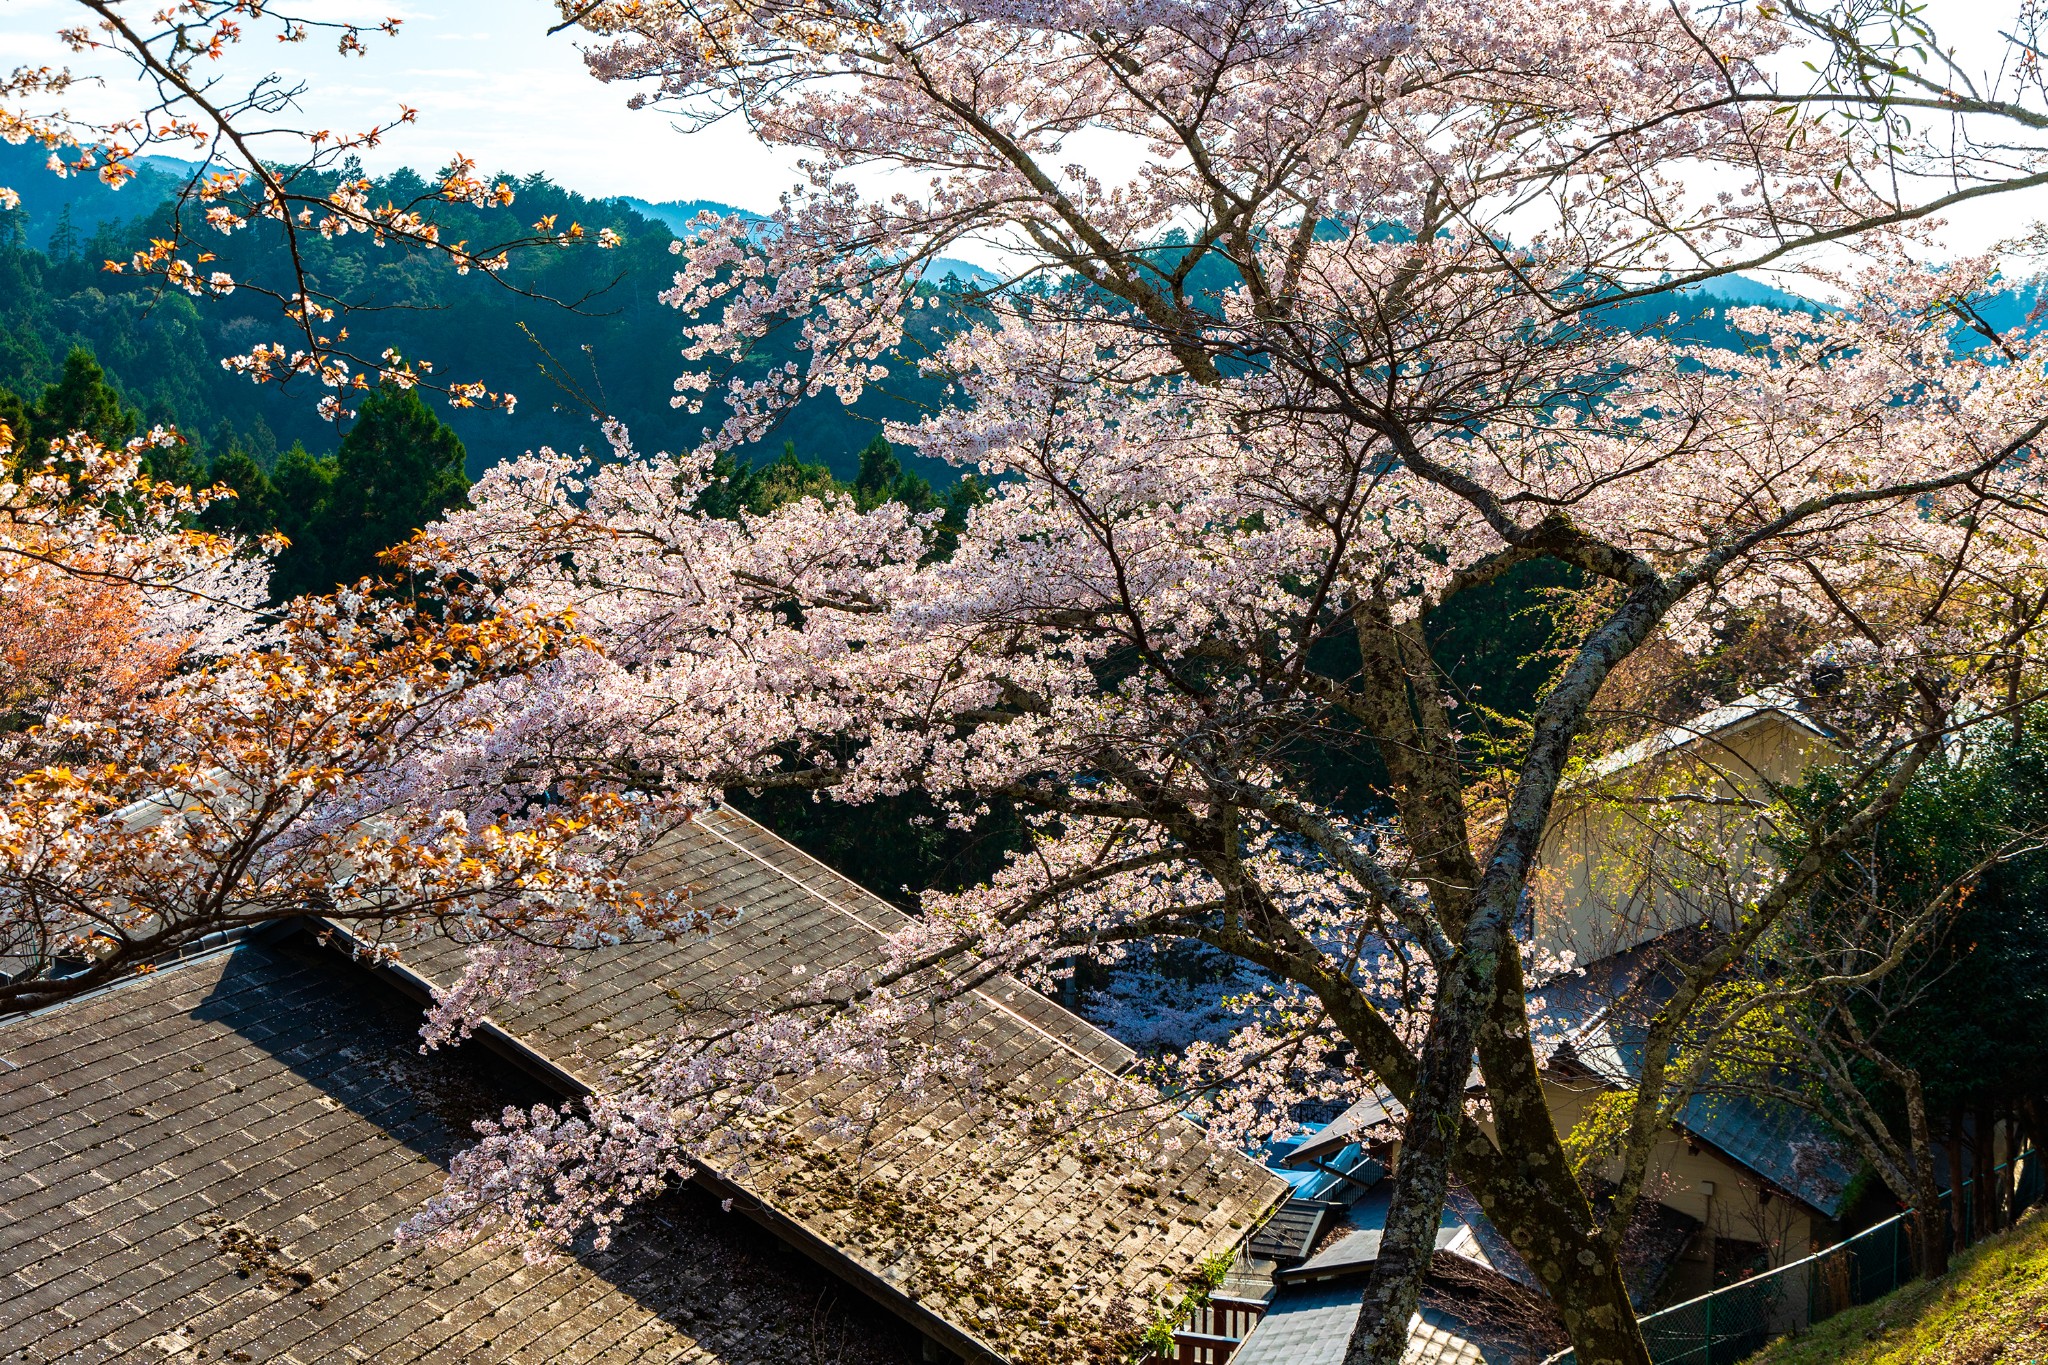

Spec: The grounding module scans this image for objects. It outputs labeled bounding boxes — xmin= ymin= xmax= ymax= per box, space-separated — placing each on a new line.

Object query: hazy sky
xmin=0 ymin=0 xmax=798 ymax=209
xmin=3 ymin=0 xmax=2046 ymax=265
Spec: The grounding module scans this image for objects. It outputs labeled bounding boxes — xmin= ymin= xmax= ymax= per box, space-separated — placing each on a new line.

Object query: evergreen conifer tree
xmin=201 ymin=444 xmax=281 ymax=541
xmin=315 ymin=384 xmax=469 ymax=589
xmin=31 ymin=348 xmax=138 ymax=452
xmin=266 ymin=441 xmax=338 ymax=601
xmin=852 ymin=433 xmax=936 ymax=513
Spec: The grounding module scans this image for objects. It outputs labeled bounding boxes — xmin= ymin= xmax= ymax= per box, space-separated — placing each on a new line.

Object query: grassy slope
xmin=1750 ymin=1208 xmax=2048 ymax=1365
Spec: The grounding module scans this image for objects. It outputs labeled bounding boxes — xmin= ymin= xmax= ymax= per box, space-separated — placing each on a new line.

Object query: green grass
xmin=1750 ymin=1207 xmax=2048 ymax=1365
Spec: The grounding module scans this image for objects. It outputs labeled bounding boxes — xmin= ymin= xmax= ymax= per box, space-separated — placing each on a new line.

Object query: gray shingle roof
xmin=0 ymin=934 xmax=924 ymax=1365
xmin=389 ymin=805 xmax=1288 ymax=1363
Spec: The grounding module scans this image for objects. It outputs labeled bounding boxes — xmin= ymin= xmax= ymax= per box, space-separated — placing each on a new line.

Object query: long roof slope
xmin=0 ymin=935 xmax=924 ymax=1365
xmin=396 ymin=805 xmax=1288 ymax=1365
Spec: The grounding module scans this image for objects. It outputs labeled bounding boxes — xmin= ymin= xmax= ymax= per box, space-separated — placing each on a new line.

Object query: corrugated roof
xmin=395 ymin=804 xmax=1287 ymax=1364
xmin=0 ymin=936 xmax=926 ymax=1365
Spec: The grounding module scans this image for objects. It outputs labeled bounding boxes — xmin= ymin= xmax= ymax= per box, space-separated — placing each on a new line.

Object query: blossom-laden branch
xmin=402 ymin=217 xmax=2048 ymax=1365
xmin=0 ymin=423 xmax=700 ymax=1016
xmin=5 ymin=3 xmax=631 ymax=420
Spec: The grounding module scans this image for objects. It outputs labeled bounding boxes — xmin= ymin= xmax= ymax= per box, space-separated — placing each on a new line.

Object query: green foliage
xmin=696 ymin=433 xmax=985 ymax=563
xmin=1132 ymin=1249 xmax=1237 ymax=1362
xmin=199 ymin=445 xmax=281 ymax=542
xmin=196 ymin=384 xmax=468 ymax=601
xmin=323 ymin=385 xmax=471 ymax=583
xmin=268 ymin=441 xmax=337 ymax=576
xmin=853 ymin=432 xmax=937 ymax=513
xmin=1426 ymin=558 xmax=1580 ymax=724
xmin=0 ymin=347 xmax=141 ymax=460
xmin=698 ymin=441 xmax=847 ymax=518
xmin=1789 ymin=712 xmax=2048 ymax=1122
xmin=0 ymin=142 xmax=970 ymax=486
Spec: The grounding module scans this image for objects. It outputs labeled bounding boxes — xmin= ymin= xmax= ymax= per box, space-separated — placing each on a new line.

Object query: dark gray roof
xmin=0 ymin=806 xmax=1284 ymax=1365
xmin=0 ymin=935 xmax=923 ymax=1365
xmin=1284 ymin=1089 xmax=1402 ymax=1167
xmin=1672 ymin=1090 xmax=1855 ymax=1218
xmin=1273 ymin=1185 xmax=1522 ymax=1289
xmin=387 ymin=805 xmax=1288 ymax=1363
xmin=1230 ymin=1283 xmax=1510 ymax=1365
xmin=1280 ymin=1226 xmax=1465 ymax=1282
xmin=1246 ymin=1198 xmax=1332 ymax=1262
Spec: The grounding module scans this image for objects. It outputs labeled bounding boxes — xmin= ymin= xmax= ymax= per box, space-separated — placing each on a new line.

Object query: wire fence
xmin=1545 ymin=1148 xmax=2042 ymax=1365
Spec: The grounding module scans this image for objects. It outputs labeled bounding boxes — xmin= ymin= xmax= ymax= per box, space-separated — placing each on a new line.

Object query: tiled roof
xmin=1230 ymin=1284 xmax=1508 ymax=1365
xmin=1672 ymin=1090 xmax=1855 ymax=1219
xmin=1530 ymin=944 xmax=1855 ymax=1218
xmin=393 ymin=805 xmax=1288 ymax=1364
xmin=0 ymin=935 xmax=925 ymax=1365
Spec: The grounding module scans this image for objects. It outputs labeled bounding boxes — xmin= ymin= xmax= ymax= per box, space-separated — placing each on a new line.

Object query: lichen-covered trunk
xmin=1334 ymin=560 xmax=1676 ymax=1365
xmin=1467 ymin=950 xmax=1653 ymax=1365
xmin=1342 ymin=909 xmax=1512 ymax=1365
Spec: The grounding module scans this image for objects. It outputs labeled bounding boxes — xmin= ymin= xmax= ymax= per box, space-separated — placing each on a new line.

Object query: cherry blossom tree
xmin=347 ymin=4 xmax=2048 ymax=1361
xmin=0 ymin=10 xmax=706 ymax=1008
xmin=11 ymin=3 xmax=2048 ymax=1362
xmin=1 ymin=3 xmax=630 ymax=420
xmin=0 ymin=415 xmax=697 ymax=1013
xmin=411 ymin=294 xmax=2048 ymax=1365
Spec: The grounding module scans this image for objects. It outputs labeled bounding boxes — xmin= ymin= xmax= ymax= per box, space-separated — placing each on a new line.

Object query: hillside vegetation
xmin=1752 ymin=1210 xmax=2048 ymax=1365
xmin=0 ymin=142 xmax=961 ymax=484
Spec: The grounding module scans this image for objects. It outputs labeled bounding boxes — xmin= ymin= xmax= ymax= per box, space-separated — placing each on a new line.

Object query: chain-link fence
xmin=1545 ymin=1149 xmax=2042 ymax=1365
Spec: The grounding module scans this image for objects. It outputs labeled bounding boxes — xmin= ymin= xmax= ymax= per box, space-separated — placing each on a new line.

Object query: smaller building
xmin=1208 ymin=693 xmax=1864 ymax=1365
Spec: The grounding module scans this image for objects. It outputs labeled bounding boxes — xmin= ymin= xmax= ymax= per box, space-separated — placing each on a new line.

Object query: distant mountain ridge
xmin=4 ymin=136 xmax=2030 ymax=489
xmin=0 ymin=144 xmax=1807 ymax=308
xmin=617 ymin=195 xmax=999 ymax=287
xmin=615 ymin=197 xmax=765 ymax=234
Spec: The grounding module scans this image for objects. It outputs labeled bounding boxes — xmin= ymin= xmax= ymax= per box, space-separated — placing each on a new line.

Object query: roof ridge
xmin=698 ymin=805 xmax=1138 ymax=1076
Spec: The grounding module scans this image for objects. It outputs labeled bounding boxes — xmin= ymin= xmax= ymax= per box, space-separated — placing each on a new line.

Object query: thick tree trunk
xmin=1469 ymin=951 xmax=1652 ymax=1365
xmin=1344 ymin=945 xmax=1655 ymax=1365
xmin=1975 ymin=1100 xmax=1999 ymax=1235
xmin=1343 ymin=923 xmax=1507 ymax=1365
xmin=1334 ymin=570 xmax=1677 ymax=1365
xmin=1894 ymin=1066 xmax=1950 ymax=1279
xmin=1454 ymin=1122 xmax=1651 ymax=1365
xmin=1910 ymin=1182 xmax=1950 ymax=1280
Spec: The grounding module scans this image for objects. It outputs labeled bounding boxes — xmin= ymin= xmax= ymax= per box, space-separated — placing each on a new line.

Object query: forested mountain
xmin=0 ymin=141 xmax=963 ymax=487
xmin=12 ymin=137 xmax=1954 ymax=505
